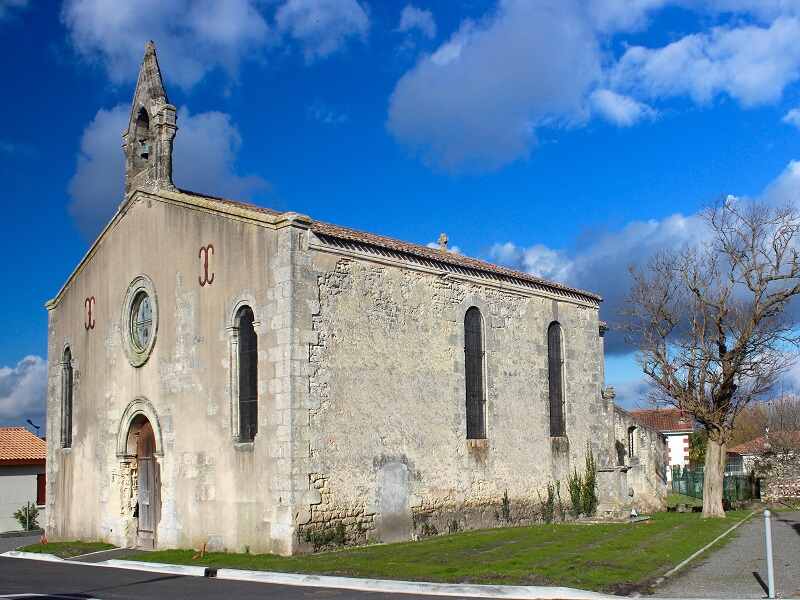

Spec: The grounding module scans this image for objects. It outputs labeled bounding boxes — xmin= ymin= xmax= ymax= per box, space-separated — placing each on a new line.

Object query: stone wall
xmin=609 ymin=405 xmax=668 ymax=513
xmin=754 ymin=451 xmax=800 ymax=502
xmin=46 ymin=190 xmax=300 ymax=554
xmin=295 ymin=244 xmax=610 ymax=547
xmin=47 ymin=187 xmax=617 ymax=555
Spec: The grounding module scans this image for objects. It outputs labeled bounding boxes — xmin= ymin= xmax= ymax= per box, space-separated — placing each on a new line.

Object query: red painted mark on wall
xmin=199 ymin=244 xmax=215 ymax=287
xmin=84 ymin=296 xmax=96 ymax=330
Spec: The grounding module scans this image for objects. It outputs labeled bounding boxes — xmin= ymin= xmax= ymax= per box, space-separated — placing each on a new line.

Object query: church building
xmin=45 ymin=43 xmax=663 ymax=555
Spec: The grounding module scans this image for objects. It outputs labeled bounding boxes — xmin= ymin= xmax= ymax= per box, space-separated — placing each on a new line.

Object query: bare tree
xmin=730 ymin=394 xmax=800 ymax=445
xmin=624 ymin=200 xmax=800 ymax=517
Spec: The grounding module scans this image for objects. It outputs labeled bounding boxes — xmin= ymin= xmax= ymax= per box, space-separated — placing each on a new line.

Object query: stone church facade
xmin=46 ymin=43 xmax=664 ymax=555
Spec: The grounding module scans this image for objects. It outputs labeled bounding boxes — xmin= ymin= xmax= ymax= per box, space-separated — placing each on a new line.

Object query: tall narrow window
xmin=237 ymin=306 xmax=258 ymax=442
xmin=627 ymin=426 xmax=636 ymax=458
xmin=548 ymin=321 xmax=565 ymax=437
xmin=61 ymin=347 xmax=73 ymax=448
xmin=464 ymin=307 xmax=486 ymax=439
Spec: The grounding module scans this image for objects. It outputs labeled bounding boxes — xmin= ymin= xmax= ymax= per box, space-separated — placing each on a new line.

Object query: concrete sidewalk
xmin=656 ymin=510 xmax=800 ymax=598
xmin=0 ymin=533 xmax=40 ymax=554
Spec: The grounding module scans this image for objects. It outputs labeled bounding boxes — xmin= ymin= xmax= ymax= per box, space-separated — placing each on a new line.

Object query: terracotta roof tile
xmin=178 ymin=189 xmax=602 ymax=304
xmin=0 ymin=427 xmax=46 ymax=464
xmin=729 ymin=431 xmax=800 ymax=455
xmin=628 ymin=408 xmax=694 ymax=433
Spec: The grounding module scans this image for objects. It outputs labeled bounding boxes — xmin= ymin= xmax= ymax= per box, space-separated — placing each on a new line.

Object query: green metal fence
xmin=671 ymin=466 xmax=758 ymax=502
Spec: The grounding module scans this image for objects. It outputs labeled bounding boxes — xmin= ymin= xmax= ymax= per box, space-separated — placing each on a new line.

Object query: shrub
xmin=13 ymin=502 xmax=39 ymax=531
xmin=555 ymin=480 xmax=566 ymax=522
xmin=539 ymin=483 xmax=556 ymax=524
xmin=567 ymin=468 xmax=583 ymax=517
xmin=581 ymin=444 xmax=598 ymax=517
xmin=500 ymin=489 xmax=511 ymax=523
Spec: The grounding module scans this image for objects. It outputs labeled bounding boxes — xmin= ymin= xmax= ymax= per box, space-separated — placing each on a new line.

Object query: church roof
xmin=178 ymin=189 xmax=603 ymax=304
xmin=0 ymin=427 xmax=46 ymax=466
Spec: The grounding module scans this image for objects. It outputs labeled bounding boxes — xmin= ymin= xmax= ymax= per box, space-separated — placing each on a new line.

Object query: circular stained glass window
xmin=121 ymin=275 xmax=158 ymax=367
xmin=131 ymin=292 xmax=153 ymax=351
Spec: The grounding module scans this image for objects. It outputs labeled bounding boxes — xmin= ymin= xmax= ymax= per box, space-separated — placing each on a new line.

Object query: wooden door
xmin=136 ymin=422 xmax=158 ymax=548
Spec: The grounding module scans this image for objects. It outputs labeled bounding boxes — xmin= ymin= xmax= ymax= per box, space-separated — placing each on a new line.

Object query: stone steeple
xmin=122 ymin=41 xmax=177 ymax=194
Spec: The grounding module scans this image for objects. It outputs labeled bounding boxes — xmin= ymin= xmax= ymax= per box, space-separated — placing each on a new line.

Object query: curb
xmin=3 ymin=553 xmax=613 ymax=599
xmin=215 ymin=569 xmax=612 ymax=599
xmin=1 ymin=550 xmax=63 ymax=562
xmin=0 ymin=530 xmax=43 ymax=539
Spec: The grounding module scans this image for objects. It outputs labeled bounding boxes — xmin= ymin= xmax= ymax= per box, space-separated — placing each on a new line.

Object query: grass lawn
xmin=19 ymin=541 xmax=116 ymax=559
xmin=667 ymin=493 xmax=703 ymax=508
xmin=124 ymin=511 xmax=750 ymax=593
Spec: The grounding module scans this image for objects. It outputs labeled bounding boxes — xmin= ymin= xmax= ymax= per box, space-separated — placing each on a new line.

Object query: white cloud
xmin=611 ymin=17 xmax=800 ymax=107
xmin=590 ymin=89 xmax=657 ymax=126
xmin=586 ymin=0 xmax=669 ymax=33
xmin=489 ymin=213 xmax=707 ymax=354
xmin=388 ymin=0 xmax=601 ymax=172
xmin=612 ymin=378 xmax=655 ymax=409
xmin=425 ymin=241 xmax=462 ymax=255
xmin=398 ymin=5 xmax=436 ymax=39
xmin=68 ymin=104 xmax=268 ymax=240
xmin=761 ymin=160 xmax=800 ymax=205
xmin=700 ymin=0 xmax=800 ymax=21
xmin=0 ymin=356 xmax=46 ymax=429
xmin=488 ymin=159 xmax=800 ymax=355
xmin=783 ymin=108 xmax=800 ymax=129
xmin=61 ymin=0 xmax=271 ymax=89
xmin=488 ymin=242 xmax=572 ymax=281
xmin=275 ymin=0 xmax=369 ymax=63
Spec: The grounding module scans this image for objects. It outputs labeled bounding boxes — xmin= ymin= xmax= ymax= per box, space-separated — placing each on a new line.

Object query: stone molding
xmin=116 ymin=397 xmax=164 ymax=458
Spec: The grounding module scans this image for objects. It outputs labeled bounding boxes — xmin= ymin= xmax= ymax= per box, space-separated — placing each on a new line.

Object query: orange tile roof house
xmin=729 ymin=431 xmax=800 ymax=456
xmin=0 ymin=427 xmax=46 ymax=532
xmin=629 ymin=409 xmax=694 ymax=480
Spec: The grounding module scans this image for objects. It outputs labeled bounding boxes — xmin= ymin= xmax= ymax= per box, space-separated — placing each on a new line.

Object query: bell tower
xmin=123 ymin=41 xmax=177 ymax=194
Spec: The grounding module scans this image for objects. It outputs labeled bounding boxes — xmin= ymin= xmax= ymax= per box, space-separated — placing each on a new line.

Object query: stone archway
xmin=117 ymin=399 xmax=163 ymax=548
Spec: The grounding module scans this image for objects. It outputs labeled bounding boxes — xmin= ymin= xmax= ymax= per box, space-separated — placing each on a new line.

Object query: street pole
xmin=765 ymin=509 xmax=775 ymax=599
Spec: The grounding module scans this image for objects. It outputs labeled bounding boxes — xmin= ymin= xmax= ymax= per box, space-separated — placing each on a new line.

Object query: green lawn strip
xmin=18 ymin=541 xmax=116 ymax=559
xmin=667 ymin=493 xmax=703 ymax=508
xmin=123 ymin=512 xmax=747 ymax=592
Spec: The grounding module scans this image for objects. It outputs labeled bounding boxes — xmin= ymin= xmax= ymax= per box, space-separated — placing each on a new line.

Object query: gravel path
xmin=656 ymin=510 xmax=800 ymax=598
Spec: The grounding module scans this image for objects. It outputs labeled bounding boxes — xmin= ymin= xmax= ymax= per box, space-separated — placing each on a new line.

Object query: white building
xmin=0 ymin=427 xmax=46 ymax=532
xmin=629 ymin=409 xmax=694 ymax=480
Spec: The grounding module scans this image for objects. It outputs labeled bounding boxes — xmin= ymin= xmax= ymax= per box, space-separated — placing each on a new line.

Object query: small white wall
xmin=666 ymin=433 xmax=689 ymax=480
xmin=0 ymin=466 xmax=44 ymax=532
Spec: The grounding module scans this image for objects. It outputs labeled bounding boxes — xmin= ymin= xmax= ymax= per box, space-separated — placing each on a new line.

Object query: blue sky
xmin=2 ymin=0 xmax=800 ymax=427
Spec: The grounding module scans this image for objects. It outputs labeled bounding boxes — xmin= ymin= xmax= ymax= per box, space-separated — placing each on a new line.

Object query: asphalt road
xmin=0 ymin=557 xmax=490 ymax=600
xmin=656 ymin=510 xmax=800 ymax=598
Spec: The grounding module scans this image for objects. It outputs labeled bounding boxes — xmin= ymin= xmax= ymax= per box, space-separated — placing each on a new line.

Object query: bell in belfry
xmin=139 ymin=139 xmax=150 ymax=159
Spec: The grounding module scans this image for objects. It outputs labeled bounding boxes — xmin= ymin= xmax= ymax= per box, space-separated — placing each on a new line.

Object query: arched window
xmin=464 ymin=307 xmax=486 ymax=439
xmin=237 ymin=306 xmax=258 ymax=442
xmin=627 ymin=426 xmax=636 ymax=459
xmin=61 ymin=347 xmax=73 ymax=448
xmin=548 ymin=321 xmax=565 ymax=437
xmin=133 ymin=108 xmax=151 ymax=163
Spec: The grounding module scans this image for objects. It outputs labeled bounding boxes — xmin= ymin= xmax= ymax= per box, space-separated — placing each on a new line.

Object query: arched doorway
xmin=126 ymin=415 xmax=161 ymax=548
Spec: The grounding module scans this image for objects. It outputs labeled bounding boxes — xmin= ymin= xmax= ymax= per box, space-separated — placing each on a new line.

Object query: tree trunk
xmin=702 ymin=437 xmax=727 ymax=518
